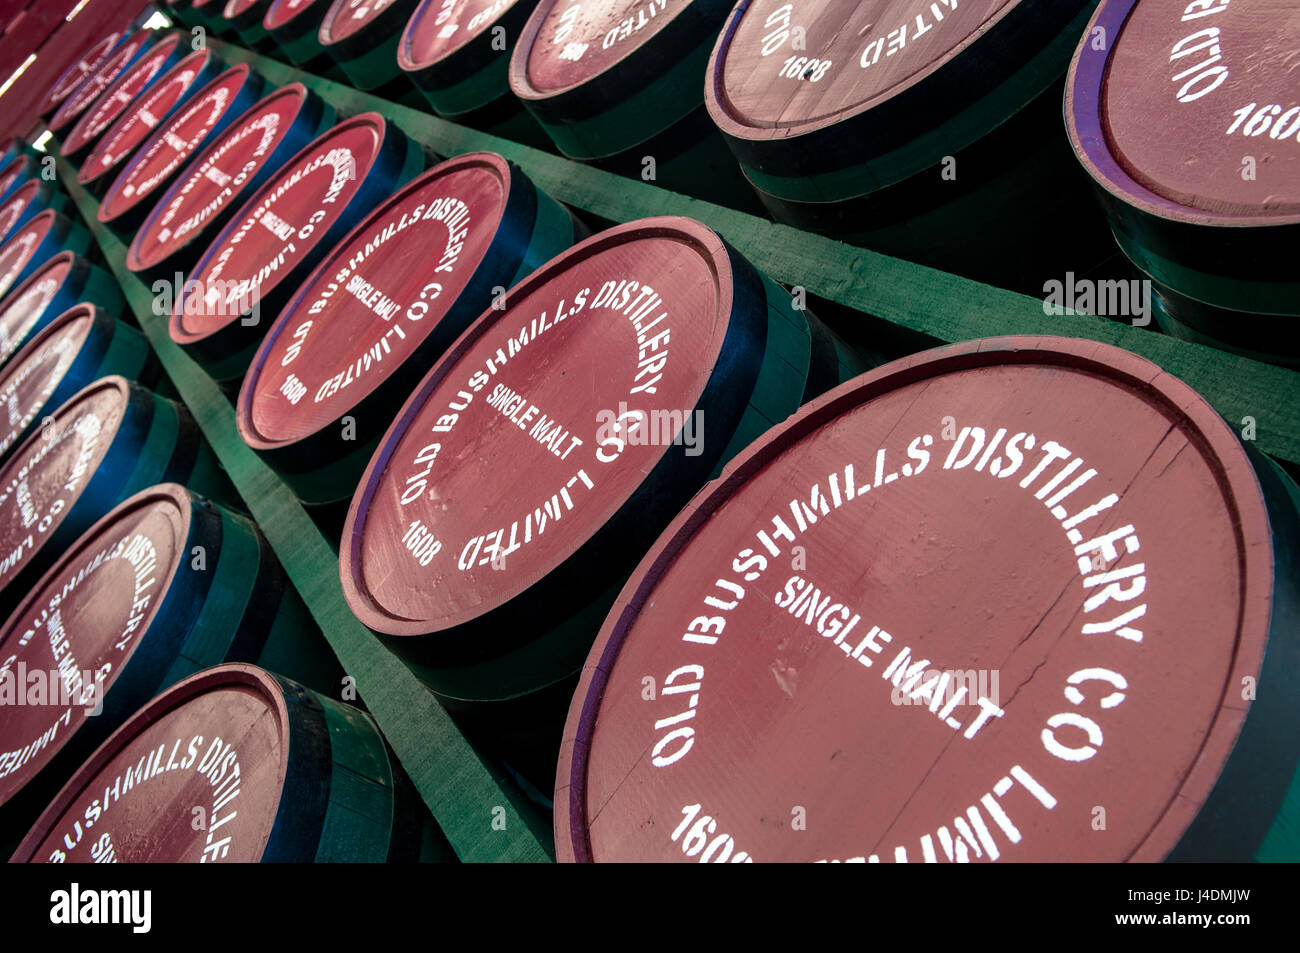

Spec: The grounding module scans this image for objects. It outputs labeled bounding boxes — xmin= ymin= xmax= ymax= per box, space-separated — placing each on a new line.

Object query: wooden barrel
xmin=341 ymin=215 xmax=865 ymax=711
xmin=219 ymin=0 xmax=280 ymax=52
xmin=398 ymin=0 xmax=552 ymax=149
xmin=264 ymin=0 xmax=343 ymax=75
xmin=0 ymin=211 xmax=92 ymax=302
xmin=0 ymin=139 xmax=39 ymax=168
xmin=0 ymin=179 xmax=67 ymax=248
xmin=191 ymin=0 xmax=245 ymax=38
xmin=704 ymin=0 xmax=1114 ymax=293
xmin=75 ymin=47 xmax=231 ymax=199
xmin=168 ymin=112 xmax=429 ymax=389
xmin=97 ymin=64 xmax=268 ymax=236
xmin=46 ymin=28 xmax=161 ymax=138
xmin=35 ymin=30 xmax=127 ymax=119
xmin=0 ymin=487 xmax=348 ymax=859
xmin=0 ymin=253 xmax=125 ymax=371
xmin=318 ymin=0 xmax=426 ymax=103
xmin=162 ymin=0 xmax=208 ymax=32
xmin=0 ymin=155 xmax=40 ymax=206
xmin=9 ymin=663 xmax=451 ymax=862
xmin=0 ymin=305 xmax=161 ymax=464
xmin=1066 ymin=0 xmax=1300 ymax=366
xmin=126 ymin=83 xmax=336 ymax=285
xmin=0 ymin=375 xmax=234 ymax=623
xmin=508 ymin=0 xmax=759 ymax=210
xmin=237 ymin=152 xmax=583 ymax=506
xmin=555 ymin=335 xmax=1300 ymax=863
xmin=58 ymin=32 xmax=189 ymax=166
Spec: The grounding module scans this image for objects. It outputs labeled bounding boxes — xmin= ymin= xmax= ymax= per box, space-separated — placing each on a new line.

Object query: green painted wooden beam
xmin=54 ymin=154 xmax=555 ymax=864
xmin=201 ymin=37 xmax=1300 ymax=468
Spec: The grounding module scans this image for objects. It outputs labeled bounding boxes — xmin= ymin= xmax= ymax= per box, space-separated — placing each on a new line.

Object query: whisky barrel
xmin=0 ymin=305 xmax=160 ymax=464
xmin=0 ymin=155 xmax=39 ymax=205
xmin=10 ymin=663 xmax=451 ymax=862
xmin=0 ymin=376 xmax=233 ymax=623
xmin=0 ymin=211 xmax=92 ymax=302
xmin=398 ymin=0 xmax=550 ymax=148
xmin=1067 ymin=0 xmax=1300 ymax=366
xmin=704 ymin=0 xmax=1114 ymax=293
xmin=318 ymin=0 xmax=425 ymax=104
xmin=59 ymin=31 xmax=189 ymax=166
xmin=97 ymin=64 xmax=267 ymax=236
xmin=0 ymin=489 xmax=348 ymax=858
xmin=168 ymin=112 xmax=429 ymax=389
xmin=264 ymin=0 xmax=343 ymax=75
xmin=126 ymin=83 xmax=336 ymax=284
xmin=36 ymin=30 xmax=126 ymax=119
xmin=190 ymin=0 xmax=244 ymax=38
xmin=341 ymin=215 xmax=865 ymax=710
xmin=0 ymin=179 xmax=66 ymax=248
xmin=162 ymin=0 xmax=207 ymax=32
xmin=220 ymin=0 xmax=280 ymax=52
xmin=0 ymin=253 xmax=125 ymax=371
xmin=0 ymin=139 xmax=38 ymax=168
xmin=555 ymin=335 xmax=1300 ymax=863
xmin=47 ymin=28 xmax=160 ymax=138
xmin=237 ymin=152 xmax=583 ymax=506
xmin=76 ymin=47 xmax=230 ymax=198
xmin=509 ymin=0 xmax=757 ymax=209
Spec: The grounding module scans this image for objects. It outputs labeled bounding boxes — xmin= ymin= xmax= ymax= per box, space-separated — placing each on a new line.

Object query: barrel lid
xmin=265 ymin=0 xmax=331 ymax=31
xmin=0 ymin=209 xmax=58 ymax=300
xmin=0 ymin=484 xmax=190 ymax=810
xmin=226 ymin=0 xmax=269 ymax=16
xmin=0 ymin=179 xmax=43 ymax=243
xmin=48 ymin=28 xmax=157 ymax=134
xmin=0 ymin=155 xmax=33 ymax=201
xmin=0 ymin=376 xmax=133 ymax=598
xmin=61 ymin=32 xmax=184 ymax=159
xmin=320 ymin=0 xmax=405 ymax=44
xmin=514 ymin=0 xmax=699 ymax=97
xmin=1072 ymin=0 xmax=1300 ymax=225
xmin=78 ymin=47 xmax=219 ymax=188
xmin=0 ymin=252 xmax=75 ymax=366
xmin=169 ymin=113 xmax=395 ymax=345
xmin=0 ymin=305 xmax=97 ymax=459
xmin=399 ymin=0 xmax=527 ymax=69
xmin=99 ymin=64 xmax=256 ymax=225
xmin=127 ymin=84 xmax=314 ymax=275
xmin=11 ymin=663 xmax=290 ymax=863
xmin=557 ymin=336 xmax=1275 ymax=862
xmin=37 ymin=31 xmax=124 ymax=116
xmin=239 ymin=152 xmax=514 ymax=448
xmin=341 ymin=216 xmax=735 ymax=636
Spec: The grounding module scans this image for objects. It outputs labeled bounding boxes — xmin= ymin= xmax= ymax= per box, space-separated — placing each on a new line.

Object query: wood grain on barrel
xmin=716 ymin=0 xmax=1019 ymax=132
xmin=523 ymin=0 xmax=693 ymax=94
xmin=1103 ymin=0 xmax=1300 ymax=218
xmin=0 ymin=254 xmax=76 ymax=365
xmin=99 ymin=65 xmax=261 ymax=226
xmin=401 ymin=0 xmax=530 ymax=68
xmin=0 ymin=493 xmax=186 ymax=809
xmin=559 ymin=337 xmax=1274 ymax=862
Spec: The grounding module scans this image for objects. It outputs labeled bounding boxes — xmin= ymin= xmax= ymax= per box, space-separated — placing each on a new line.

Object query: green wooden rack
xmin=47 ymin=33 xmax=1300 ymax=865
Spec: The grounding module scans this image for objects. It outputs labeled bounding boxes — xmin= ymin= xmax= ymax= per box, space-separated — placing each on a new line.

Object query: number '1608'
xmin=670 ymin=804 xmax=754 ymax=862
